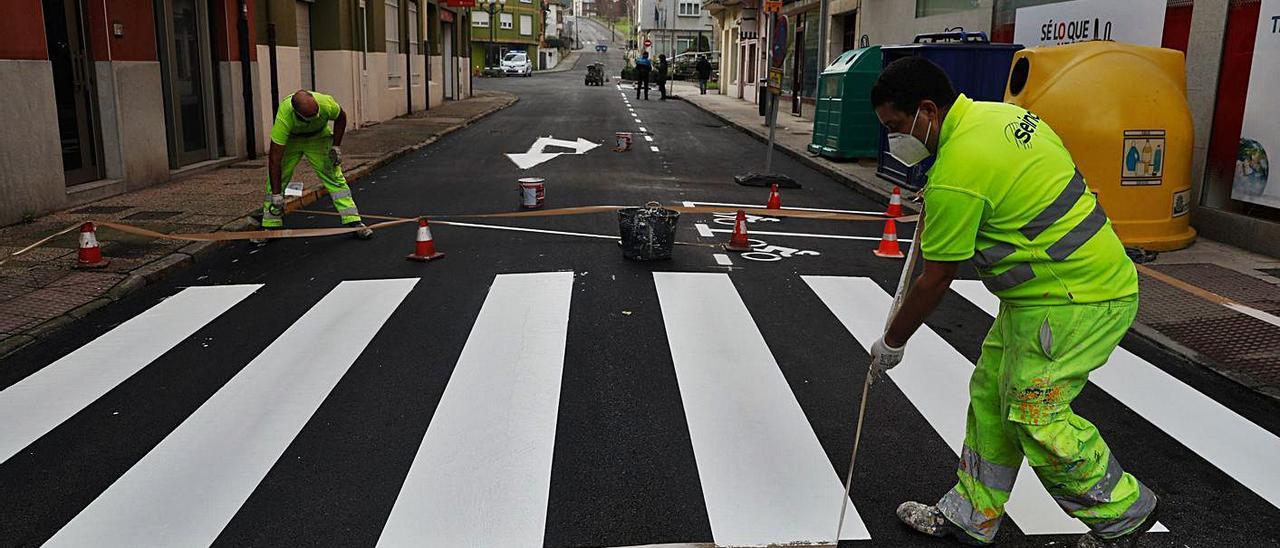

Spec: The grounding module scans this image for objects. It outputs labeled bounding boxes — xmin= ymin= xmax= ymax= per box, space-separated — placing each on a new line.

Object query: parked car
xmin=502 ymin=52 xmax=533 ymax=77
xmin=672 ymin=51 xmax=719 ymax=79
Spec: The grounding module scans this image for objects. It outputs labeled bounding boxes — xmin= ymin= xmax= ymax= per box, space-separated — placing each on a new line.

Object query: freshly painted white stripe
xmin=682 ymin=201 xmax=695 ymax=207
xmin=707 ymin=227 xmax=912 ymax=243
xmin=0 ymin=284 xmax=260 ymax=464
xmin=47 ymin=279 xmax=416 ymax=547
xmin=639 ymin=126 xmax=647 ymax=132
xmin=695 ymin=223 xmax=715 ymax=238
xmin=644 ymin=135 xmax=654 ymax=142
xmin=803 ymin=276 xmax=1089 ymax=535
xmin=378 ymin=272 xmax=573 ymax=547
xmin=650 ymin=146 xmax=660 ymax=152
xmin=1224 ymin=302 xmax=1280 ymax=328
xmin=654 ymin=272 xmax=871 ymax=545
xmin=713 ymin=253 xmax=733 ymax=266
xmin=635 ymin=119 xmax=643 ymax=123
xmin=438 ymin=220 xmax=618 ymax=240
xmin=685 ymin=200 xmax=888 ymax=217
xmin=954 ymin=279 xmax=1280 ymax=512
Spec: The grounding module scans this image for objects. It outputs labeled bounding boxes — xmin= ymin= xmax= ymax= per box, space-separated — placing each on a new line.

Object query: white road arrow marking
xmin=506 ymin=136 xmax=601 ymax=169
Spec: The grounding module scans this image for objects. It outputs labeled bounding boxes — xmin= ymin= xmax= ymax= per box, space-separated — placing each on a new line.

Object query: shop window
xmin=991 ymin=0 xmax=1193 ymax=47
xmin=916 ymin=0 xmax=982 ymax=18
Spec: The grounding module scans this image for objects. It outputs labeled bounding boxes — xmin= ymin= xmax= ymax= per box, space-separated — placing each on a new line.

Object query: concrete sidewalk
xmin=536 ymin=50 xmax=583 ymax=74
xmin=671 ymin=81 xmax=1280 ymax=400
xmin=0 ymin=91 xmax=517 ymax=358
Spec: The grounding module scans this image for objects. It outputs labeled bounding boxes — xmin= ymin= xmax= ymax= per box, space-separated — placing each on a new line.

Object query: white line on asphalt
xmin=0 ymin=284 xmax=261 ymax=464
xmin=695 ymin=223 xmax=714 ymax=238
xmin=1224 ymin=302 xmax=1280 ymax=328
xmin=46 ymin=279 xmax=417 ymax=547
xmin=644 ymin=135 xmax=654 ymax=142
xmin=654 ymin=273 xmax=871 ymax=545
xmin=953 ymin=280 xmax=1280 ymax=512
xmin=650 ymin=146 xmax=660 ymax=152
xmin=635 ymin=119 xmax=643 ymax=123
xmin=378 ymin=272 xmax=573 ymax=546
xmin=705 ymin=227 xmax=911 ymax=243
xmin=638 ymin=127 xmax=647 ymax=133
xmin=437 ymin=220 xmax=619 ymax=240
xmin=684 ymin=200 xmax=889 ymax=217
xmin=714 ymin=254 xmax=733 ymax=266
xmin=806 ymin=276 xmax=1131 ymax=536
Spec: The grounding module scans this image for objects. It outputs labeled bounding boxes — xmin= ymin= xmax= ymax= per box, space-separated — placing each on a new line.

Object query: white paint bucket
xmin=616 ymin=132 xmax=632 ymax=151
xmin=518 ymin=177 xmax=545 ymax=209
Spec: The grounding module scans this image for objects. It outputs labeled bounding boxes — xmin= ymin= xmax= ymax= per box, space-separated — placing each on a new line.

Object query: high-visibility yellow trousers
xmin=938 ymin=296 xmax=1157 ymax=544
xmin=262 ymin=135 xmax=361 ymax=228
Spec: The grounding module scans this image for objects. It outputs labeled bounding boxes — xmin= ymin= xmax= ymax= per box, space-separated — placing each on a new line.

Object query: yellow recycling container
xmin=1004 ymin=41 xmax=1196 ymax=251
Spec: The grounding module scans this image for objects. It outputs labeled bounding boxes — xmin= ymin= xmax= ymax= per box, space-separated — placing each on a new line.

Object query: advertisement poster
xmin=1232 ymin=0 xmax=1280 ymax=209
xmin=1013 ymin=0 xmax=1167 ymax=48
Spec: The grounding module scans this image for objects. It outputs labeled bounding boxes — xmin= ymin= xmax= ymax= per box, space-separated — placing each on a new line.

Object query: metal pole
xmin=763 ymin=11 xmax=778 ymax=175
xmin=816 ymin=0 xmax=830 ymax=70
xmin=236 ymin=0 xmax=256 ymax=158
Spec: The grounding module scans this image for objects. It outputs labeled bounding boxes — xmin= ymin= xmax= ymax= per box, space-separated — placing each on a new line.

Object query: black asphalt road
xmin=2 ymin=20 xmax=1278 ymax=547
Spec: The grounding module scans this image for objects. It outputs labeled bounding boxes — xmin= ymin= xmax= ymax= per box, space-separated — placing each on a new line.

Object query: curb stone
xmin=0 ymin=93 xmax=519 ymax=360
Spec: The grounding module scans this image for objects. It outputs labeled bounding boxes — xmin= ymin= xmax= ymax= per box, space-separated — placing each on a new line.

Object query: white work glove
xmin=868 ymin=335 xmax=905 ymax=382
xmin=268 ymin=193 xmax=285 ymax=216
xmin=328 ymin=146 xmax=343 ymax=168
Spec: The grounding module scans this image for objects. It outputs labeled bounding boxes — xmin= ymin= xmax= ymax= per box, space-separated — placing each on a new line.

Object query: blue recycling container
xmin=876 ymin=31 xmax=1023 ymax=191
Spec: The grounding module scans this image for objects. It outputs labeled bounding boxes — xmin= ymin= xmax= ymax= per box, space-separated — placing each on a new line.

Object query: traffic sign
xmin=769 ymin=15 xmax=788 ymax=70
xmin=767 ymin=68 xmax=783 ymax=95
xmin=643 ymin=39 xmax=652 ymax=48
xmin=763 ymin=0 xmax=782 ymax=12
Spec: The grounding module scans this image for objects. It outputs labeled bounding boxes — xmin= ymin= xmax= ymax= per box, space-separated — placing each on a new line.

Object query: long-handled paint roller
xmin=835 ymin=210 xmax=925 ymax=542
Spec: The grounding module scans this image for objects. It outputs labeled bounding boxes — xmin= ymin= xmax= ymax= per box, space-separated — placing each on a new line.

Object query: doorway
xmin=442 ymin=22 xmax=455 ymax=99
xmin=43 ymin=0 xmax=103 ymax=186
xmin=155 ymin=0 xmax=218 ymax=167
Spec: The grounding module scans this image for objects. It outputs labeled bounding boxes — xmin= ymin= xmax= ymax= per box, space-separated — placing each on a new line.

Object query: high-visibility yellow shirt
xmin=270 ymin=91 xmax=342 ymax=146
xmin=920 ymin=94 xmax=1137 ymax=306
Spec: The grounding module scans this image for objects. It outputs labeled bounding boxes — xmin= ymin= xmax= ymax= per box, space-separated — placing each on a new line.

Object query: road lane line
xmin=644 ymin=135 xmax=654 ymax=142
xmin=803 ymin=276 xmax=1094 ymax=535
xmin=46 ymin=279 xmax=416 ymax=547
xmin=684 ymin=200 xmax=889 ymax=217
xmin=706 ymin=227 xmax=912 ymax=243
xmin=0 ymin=284 xmax=261 ymax=464
xmin=639 ymin=126 xmax=647 ymax=132
xmin=378 ymin=272 xmax=573 ymax=546
xmin=635 ymin=119 xmax=643 ymax=123
xmin=695 ymin=223 xmax=714 ymax=238
xmin=953 ymin=279 xmax=1280 ymax=512
xmin=654 ymin=272 xmax=871 ymax=545
xmin=436 ymin=220 xmax=619 ymax=240
xmin=650 ymin=146 xmax=660 ymax=152
xmin=713 ymin=254 xmax=733 ymax=266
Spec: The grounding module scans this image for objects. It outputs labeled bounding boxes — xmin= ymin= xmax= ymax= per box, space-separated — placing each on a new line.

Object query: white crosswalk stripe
xmin=951 ymin=280 xmax=1280 ymax=512
xmin=0 ymin=284 xmax=261 ymax=464
xmin=7 ymin=272 xmax=1278 ymax=545
xmin=378 ymin=272 xmax=574 ymax=547
xmin=655 ymin=272 xmax=871 ymax=544
xmin=46 ymin=279 xmax=416 ymax=547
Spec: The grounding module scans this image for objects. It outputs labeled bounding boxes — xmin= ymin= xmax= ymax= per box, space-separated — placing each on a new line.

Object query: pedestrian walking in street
xmin=256 ymin=90 xmax=372 ymax=245
xmin=866 ymin=57 xmax=1159 ymax=547
xmin=634 ymin=52 xmax=652 ymax=100
xmin=695 ymin=54 xmax=712 ymax=95
xmin=655 ymin=54 xmax=670 ymax=100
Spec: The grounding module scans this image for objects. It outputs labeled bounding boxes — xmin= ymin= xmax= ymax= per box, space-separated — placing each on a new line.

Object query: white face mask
xmin=887 ymin=108 xmax=932 ymax=167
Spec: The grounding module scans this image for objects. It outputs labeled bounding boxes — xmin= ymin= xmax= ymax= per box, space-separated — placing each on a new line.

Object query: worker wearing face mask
xmin=866 ymin=57 xmax=1157 ymax=548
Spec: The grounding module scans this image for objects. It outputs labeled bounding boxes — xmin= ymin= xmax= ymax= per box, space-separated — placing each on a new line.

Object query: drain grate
xmin=71 ymin=205 xmax=133 ymax=214
xmin=123 ymin=210 xmax=182 ymax=221
xmin=1155 ymin=314 xmax=1280 ymax=380
xmin=1137 ymin=275 xmax=1234 ymax=326
xmin=1151 ymin=263 xmax=1280 ymax=306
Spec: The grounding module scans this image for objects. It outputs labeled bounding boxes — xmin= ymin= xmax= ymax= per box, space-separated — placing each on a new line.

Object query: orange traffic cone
xmin=723 ymin=209 xmax=752 ymax=252
xmin=74 ymin=222 xmax=109 ymax=269
xmin=766 ymin=183 xmax=782 ymax=210
xmin=886 ymin=187 xmax=903 ymax=218
xmin=406 ymin=218 xmax=446 ymax=262
xmin=873 ymin=219 xmax=905 ymax=259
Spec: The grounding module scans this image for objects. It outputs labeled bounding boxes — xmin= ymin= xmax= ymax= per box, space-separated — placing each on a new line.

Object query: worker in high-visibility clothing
xmin=256 ymin=90 xmax=372 ymax=244
xmin=866 ymin=57 xmax=1159 ymax=547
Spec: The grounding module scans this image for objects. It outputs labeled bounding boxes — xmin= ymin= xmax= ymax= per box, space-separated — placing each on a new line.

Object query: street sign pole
xmin=733 ymin=5 xmax=798 ymax=189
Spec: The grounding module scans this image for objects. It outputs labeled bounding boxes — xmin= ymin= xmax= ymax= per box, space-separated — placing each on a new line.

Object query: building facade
xmin=635 ymin=0 xmax=716 ymax=60
xmin=470 ymin=0 xmax=545 ymax=71
xmin=1 ymin=0 xmax=472 ymax=227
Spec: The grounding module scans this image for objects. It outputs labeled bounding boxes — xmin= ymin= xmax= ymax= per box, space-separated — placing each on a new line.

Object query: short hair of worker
xmin=870 ymin=57 xmax=959 ymax=113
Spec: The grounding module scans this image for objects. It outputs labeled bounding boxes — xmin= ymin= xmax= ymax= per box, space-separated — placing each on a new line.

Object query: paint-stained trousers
xmin=261 ymin=135 xmax=361 ymax=228
xmin=938 ymin=296 xmax=1157 ymax=544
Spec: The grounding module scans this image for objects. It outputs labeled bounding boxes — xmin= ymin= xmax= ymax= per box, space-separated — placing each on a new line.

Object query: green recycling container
xmin=808 ymin=46 xmax=882 ymax=160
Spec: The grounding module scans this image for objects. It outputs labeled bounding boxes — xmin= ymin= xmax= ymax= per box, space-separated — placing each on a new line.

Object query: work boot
xmin=1076 ymin=501 xmax=1160 ymax=548
xmin=347 ymin=221 xmax=374 ymax=240
xmin=896 ymin=501 xmax=989 ymax=546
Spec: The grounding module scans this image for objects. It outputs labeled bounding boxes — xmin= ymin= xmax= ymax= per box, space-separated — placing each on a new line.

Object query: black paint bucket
xmin=618 ymin=202 xmax=680 ymax=261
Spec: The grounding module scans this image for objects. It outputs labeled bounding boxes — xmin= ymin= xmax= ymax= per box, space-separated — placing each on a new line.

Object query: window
xmin=678 ymin=0 xmax=699 ymax=16
xmin=915 ymin=0 xmax=981 ymax=18
xmin=500 ymin=13 xmax=513 ymax=29
xmin=386 ymin=0 xmax=402 ymax=87
xmin=520 ymin=14 xmax=533 ymax=35
xmin=409 ymin=0 xmax=420 ymax=82
xmin=676 ymin=37 xmax=694 ymax=52
xmin=473 ymin=10 xmax=490 ymax=26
